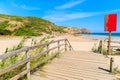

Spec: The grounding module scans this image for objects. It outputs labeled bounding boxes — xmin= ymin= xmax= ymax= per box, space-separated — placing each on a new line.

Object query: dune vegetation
xmin=0 ymin=14 xmax=65 ymax=36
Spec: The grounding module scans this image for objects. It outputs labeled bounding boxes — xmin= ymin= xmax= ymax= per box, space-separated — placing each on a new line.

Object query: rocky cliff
xmin=63 ymin=27 xmax=91 ymax=35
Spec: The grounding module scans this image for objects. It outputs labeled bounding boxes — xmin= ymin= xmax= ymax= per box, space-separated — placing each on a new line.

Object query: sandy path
xmin=31 ymin=51 xmax=115 ymax=80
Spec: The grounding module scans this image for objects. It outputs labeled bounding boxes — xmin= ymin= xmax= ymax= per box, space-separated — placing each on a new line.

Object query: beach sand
xmin=53 ymin=34 xmax=99 ymax=51
xmin=0 ymin=34 xmax=120 ymax=74
xmin=0 ymin=36 xmax=22 ymax=53
xmin=0 ymin=36 xmax=46 ymax=54
xmin=0 ymin=35 xmax=99 ymax=54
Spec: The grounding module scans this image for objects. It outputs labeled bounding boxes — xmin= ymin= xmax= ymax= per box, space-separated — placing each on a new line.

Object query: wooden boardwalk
xmin=31 ymin=51 xmax=115 ymax=80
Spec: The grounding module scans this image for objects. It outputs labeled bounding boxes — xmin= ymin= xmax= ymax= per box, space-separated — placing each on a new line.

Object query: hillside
xmin=0 ymin=14 xmax=65 ymax=36
xmin=0 ymin=14 xmax=91 ymax=36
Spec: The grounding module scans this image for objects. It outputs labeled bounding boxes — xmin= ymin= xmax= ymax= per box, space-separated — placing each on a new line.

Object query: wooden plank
xmin=30 ymin=38 xmax=66 ymax=49
xmin=47 ymin=38 xmax=65 ymax=45
xmin=58 ymin=41 xmax=60 ymax=53
xmin=111 ymin=41 xmax=120 ymax=44
xmin=30 ymin=46 xmax=58 ymax=61
xmin=59 ymin=44 xmax=65 ymax=47
xmin=111 ymin=46 xmax=120 ymax=48
xmin=60 ymin=48 xmax=65 ymax=52
xmin=66 ymin=39 xmax=73 ymax=50
xmin=31 ymin=51 xmax=115 ymax=80
xmin=47 ymin=44 xmax=49 ymax=54
xmin=0 ymin=58 xmax=29 ymax=76
xmin=0 ymin=39 xmax=67 ymax=60
xmin=26 ymin=50 xmax=30 ymax=80
xmin=10 ymin=69 xmax=30 ymax=80
xmin=65 ymin=39 xmax=67 ymax=51
xmin=0 ymin=47 xmax=29 ymax=59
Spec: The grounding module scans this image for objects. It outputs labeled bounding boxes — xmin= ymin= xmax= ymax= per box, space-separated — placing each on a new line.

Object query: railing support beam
xmin=65 ymin=39 xmax=67 ymax=51
xmin=58 ymin=41 xmax=60 ymax=54
xmin=110 ymin=57 xmax=113 ymax=73
xmin=47 ymin=44 xmax=49 ymax=54
xmin=26 ymin=50 xmax=30 ymax=80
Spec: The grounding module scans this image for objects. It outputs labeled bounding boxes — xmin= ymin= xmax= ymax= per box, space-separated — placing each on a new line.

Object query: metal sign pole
xmin=107 ymin=32 xmax=111 ymax=55
xmin=104 ymin=14 xmax=117 ymax=55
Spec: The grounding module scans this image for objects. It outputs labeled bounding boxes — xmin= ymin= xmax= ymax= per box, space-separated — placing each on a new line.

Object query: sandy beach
xmin=0 ymin=34 xmax=120 ymax=79
xmin=0 ymin=35 xmax=47 ymax=54
xmin=52 ymin=34 xmax=99 ymax=51
xmin=0 ymin=34 xmax=120 ymax=72
xmin=0 ymin=35 xmax=99 ymax=55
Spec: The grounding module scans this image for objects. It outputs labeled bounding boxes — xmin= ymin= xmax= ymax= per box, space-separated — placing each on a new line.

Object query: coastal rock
xmin=64 ymin=27 xmax=91 ymax=35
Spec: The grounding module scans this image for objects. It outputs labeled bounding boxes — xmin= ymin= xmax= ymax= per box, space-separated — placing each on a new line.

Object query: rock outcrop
xmin=64 ymin=27 xmax=91 ymax=35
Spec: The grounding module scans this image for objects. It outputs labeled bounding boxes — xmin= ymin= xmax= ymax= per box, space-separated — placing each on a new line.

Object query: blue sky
xmin=0 ymin=0 xmax=120 ymax=32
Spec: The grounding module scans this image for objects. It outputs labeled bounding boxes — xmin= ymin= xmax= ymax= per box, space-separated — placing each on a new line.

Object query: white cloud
xmin=0 ymin=8 xmax=8 ymax=14
xmin=12 ymin=3 xmax=40 ymax=10
xmin=110 ymin=9 xmax=120 ymax=12
xmin=11 ymin=2 xmax=18 ymax=7
xmin=21 ymin=5 xmax=41 ymax=10
xmin=43 ymin=12 xmax=100 ymax=22
xmin=43 ymin=9 xmax=120 ymax=22
xmin=56 ymin=0 xmax=85 ymax=9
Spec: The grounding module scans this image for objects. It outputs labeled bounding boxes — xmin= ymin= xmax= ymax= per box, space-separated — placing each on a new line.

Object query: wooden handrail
xmin=0 ymin=58 xmax=29 ymax=75
xmin=10 ymin=69 xmax=30 ymax=80
xmin=111 ymin=41 xmax=120 ymax=44
xmin=0 ymin=38 xmax=73 ymax=79
xmin=110 ymin=41 xmax=120 ymax=48
xmin=111 ymin=46 xmax=120 ymax=48
xmin=66 ymin=39 xmax=74 ymax=51
xmin=0 ymin=47 xmax=29 ymax=59
xmin=29 ymin=38 xmax=66 ymax=50
xmin=0 ymin=39 xmax=67 ymax=60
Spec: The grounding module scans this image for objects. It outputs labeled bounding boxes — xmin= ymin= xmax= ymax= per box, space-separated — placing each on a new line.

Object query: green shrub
xmin=0 ymin=37 xmax=28 ymax=79
xmin=0 ymin=21 xmax=9 ymax=29
xmin=13 ymin=27 xmax=41 ymax=36
xmin=0 ymin=36 xmax=57 ymax=79
xmin=10 ymin=16 xmax=24 ymax=22
xmin=91 ymin=39 xmax=108 ymax=55
xmin=0 ymin=14 xmax=65 ymax=36
xmin=0 ymin=29 xmax=11 ymax=35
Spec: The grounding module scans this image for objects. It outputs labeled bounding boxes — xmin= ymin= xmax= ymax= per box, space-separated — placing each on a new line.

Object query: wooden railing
xmin=0 ymin=38 xmax=73 ymax=80
xmin=98 ymin=40 xmax=120 ymax=54
xmin=98 ymin=40 xmax=120 ymax=73
xmin=111 ymin=41 xmax=120 ymax=48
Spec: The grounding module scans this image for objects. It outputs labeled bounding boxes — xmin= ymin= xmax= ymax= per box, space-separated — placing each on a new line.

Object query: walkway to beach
xmin=31 ymin=51 xmax=115 ymax=80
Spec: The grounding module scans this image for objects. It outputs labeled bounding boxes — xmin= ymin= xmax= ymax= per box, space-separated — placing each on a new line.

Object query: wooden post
xmin=58 ymin=41 xmax=60 ymax=54
xmin=101 ymin=40 xmax=103 ymax=54
xmin=107 ymin=32 xmax=111 ymax=55
xmin=65 ymin=39 xmax=67 ymax=51
xmin=110 ymin=57 xmax=113 ymax=73
xmin=47 ymin=44 xmax=49 ymax=54
xmin=26 ymin=50 xmax=30 ymax=80
xmin=69 ymin=46 xmax=72 ymax=51
xmin=98 ymin=40 xmax=102 ymax=53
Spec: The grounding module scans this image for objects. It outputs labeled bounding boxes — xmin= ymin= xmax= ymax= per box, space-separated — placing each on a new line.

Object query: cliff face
xmin=64 ymin=27 xmax=91 ymax=34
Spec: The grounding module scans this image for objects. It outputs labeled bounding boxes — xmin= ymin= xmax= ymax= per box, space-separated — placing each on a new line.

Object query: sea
xmin=81 ymin=33 xmax=120 ymax=40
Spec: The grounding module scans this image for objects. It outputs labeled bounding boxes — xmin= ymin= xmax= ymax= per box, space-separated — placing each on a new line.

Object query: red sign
xmin=104 ymin=14 xmax=117 ymax=32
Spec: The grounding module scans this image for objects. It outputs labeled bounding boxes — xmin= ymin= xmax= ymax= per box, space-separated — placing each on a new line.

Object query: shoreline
xmin=82 ymin=34 xmax=120 ymax=40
